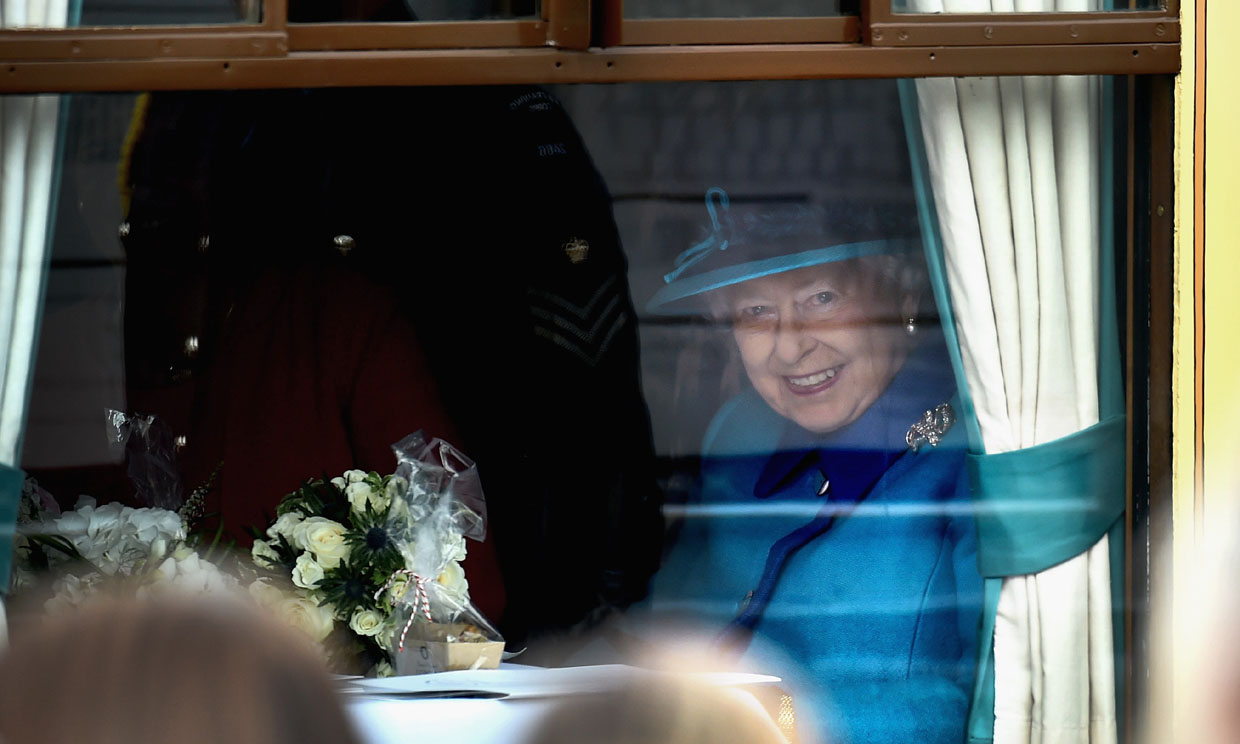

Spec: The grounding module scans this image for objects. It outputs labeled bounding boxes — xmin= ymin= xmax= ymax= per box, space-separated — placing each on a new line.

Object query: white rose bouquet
xmin=248 ymin=463 xmax=471 ymax=675
xmin=248 ymin=432 xmax=501 ymax=677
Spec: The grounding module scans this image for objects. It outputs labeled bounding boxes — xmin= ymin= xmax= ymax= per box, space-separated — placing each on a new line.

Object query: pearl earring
xmin=905 ymin=317 xmax=918 ymax=335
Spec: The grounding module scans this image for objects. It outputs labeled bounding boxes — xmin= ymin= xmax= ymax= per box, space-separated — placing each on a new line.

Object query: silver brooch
xmin=906 ymin=402 xmax=955 ymax=451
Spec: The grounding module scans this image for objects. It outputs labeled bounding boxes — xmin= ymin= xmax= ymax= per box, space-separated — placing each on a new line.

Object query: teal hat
xmin=646 ymin=188 xmax=920 ymax=316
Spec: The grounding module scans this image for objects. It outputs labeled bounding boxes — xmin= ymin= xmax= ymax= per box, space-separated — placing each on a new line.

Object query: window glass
xmin=0 ymin=0 xmax=257 ymax=27
xmin=625 ymin=0 xmax=848 ymax=18
xmin=288 ymin=0 xmax=539 ymax=22
xmin=890 ymin=0 xmax=1158 ymax=12
xmin=9 ymin=77 xmax=1135 ymax=744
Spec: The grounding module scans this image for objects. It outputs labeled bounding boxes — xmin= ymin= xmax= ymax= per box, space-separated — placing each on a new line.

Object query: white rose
xmin=384 ymin=573 xmax=410 ymax=605
xmin=172 ymin=544 xmax=196 ymax=561
xmin=293 ymin=517 xmax=350 ymax=569
xmin=372 ymin=660 xmax=395 ymax=678
xmin=349 ymin=608 xmax=386 ymax=637
xmin=248 ymin=579 xmax=285 ymax=607
xmin=267 ymin=512 xmax=305 ymax=545
xmin=345 ymin=482 xmax=375 ymax=512
xmin=280 ymin=596 xmax=336 ymax=642
xmin=291 ymin=551 xmax=325 ymax=589
xmin=148 ymin=537 xmax=168 ymax=562
xmin=251 ymin=539 xmax=281 ymax=567
xmin=344 ymin=469 xmax=368 ymax=483
xmin=436 ymin=560 xmax=469 ymax=599
xmin=442 ymin=534 xmax=468 ymax=563
xmin=347 ymin=481 xmax=391 ymax=515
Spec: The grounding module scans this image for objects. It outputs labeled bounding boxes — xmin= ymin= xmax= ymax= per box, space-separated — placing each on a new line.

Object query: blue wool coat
xmin=642 ymin=338 xmax=983 ymax=744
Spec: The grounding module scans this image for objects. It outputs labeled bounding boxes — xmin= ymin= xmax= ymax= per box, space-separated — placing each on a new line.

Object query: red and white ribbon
xmin=375 ymin=569 xmax=434 ymax=651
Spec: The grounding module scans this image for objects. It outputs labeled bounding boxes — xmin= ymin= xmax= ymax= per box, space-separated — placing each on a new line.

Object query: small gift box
xmin=377 ymin=432 xmax=506 ymax=675
xmin=394 ymin=622 xmax=505 ymax=675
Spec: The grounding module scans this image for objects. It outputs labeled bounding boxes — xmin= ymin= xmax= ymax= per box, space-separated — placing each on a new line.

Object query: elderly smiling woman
xmin=639 ymin=189 xmax=983 ymax=744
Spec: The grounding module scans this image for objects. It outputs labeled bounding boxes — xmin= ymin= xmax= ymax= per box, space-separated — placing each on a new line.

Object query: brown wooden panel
xmin=1145 ymin=71 xmax=1176 ymax=744
xmin=263 ymin=0 xmax=287 ymax=30
xmin=288 ymin=20 xmax=547 ymax=51
xmin=620 ymin=17 xmax=859 ymax=45
xmin=0 ymin=30 xmax=287 ymax=60
xmin=869 ymin=16 xmax=1178 ymax=46
xmin=0 ymin=42 xmax=1179 ymax=93
xmin=546 ymin=0 xmax=590 ymax=50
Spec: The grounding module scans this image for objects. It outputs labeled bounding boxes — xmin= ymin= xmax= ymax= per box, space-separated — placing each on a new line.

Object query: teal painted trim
xmin=0 ymin=464 xmax=22 ymax=595
xmin=970 ymin=415 xmax=1126 ymax=577
xmin=68 ymin=0 xmax=83 ymax=25
xmin=897 ymin=79 xmax=986 ymax=455
xmin=1098 ymin=73 xmax=1127 ymax=739
xmin=967 ymin=578 xmax=1002 ymax=744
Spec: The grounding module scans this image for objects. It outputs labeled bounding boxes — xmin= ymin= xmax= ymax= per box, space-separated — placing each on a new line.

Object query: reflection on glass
xmin=53 ymin=0 xmax=257 ymax=27
xmin=289 ymin=0 xmax=538 ymax=22
xmin=891 ymin=0 xmax=1157 ymax=11
xmin=10 ymin=75 xmax=1134 ymax=744
xmin=625 ymin=0 xmax=847 ymax=18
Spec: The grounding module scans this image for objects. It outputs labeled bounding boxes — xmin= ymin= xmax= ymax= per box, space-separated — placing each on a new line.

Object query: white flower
xmin=279 ymin=596 xmax=336 ymax=642
xmin=148 ymin=537 xmax=168 ymax=562
xmin=346 ymin=481 xmax=375 ymax=511
xmin=146 ymin=551 xmax=238 ymax=596
xmin=344 ymin=469 xmax=368 ymax=483
xmin=294 ymin=517 xmax=350 ymax=569
xmin=248 ymin=579 xmax=285 ymax=607
xmin=346 ymin=481 xmax=390 ymax=515
xmin=436 ymin=560 xmax=469 ymax=600
xmin=383 ymin=476 xmax=408 ymax=502
xmin=251 ymin=539 xmax=281 ymax=567
xmin=291 ymin=551 xmax=325 ymax=589
xmin=384 ymin=573 xmax=410 ymax=605
xmin=349 ymin=608 xmax=386 ymax=637
xmin=44 ymin=573 xmax=101 ymax=614
xmin=372 ymin=660 xmax=395 ymax=678
xmin=330 ymin=476 xmax=347 ymax=490
xmin=442 ymin=534 xmax=468 ymax=563
xmin=49 ymin=498 xmax=185 ymax=577
xmin=267 ymin=512 xmax=305 ymax=546
xmin=150 ymin=556 xmax=179 ymax=583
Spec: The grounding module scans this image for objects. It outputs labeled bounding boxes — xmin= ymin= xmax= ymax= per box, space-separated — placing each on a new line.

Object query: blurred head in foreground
xmin=1182 ymin=501 xmax=1240 ymax=744
xmin=0 ymin=596 xmax=362 ymax=744
xmin=522 ymin=673 xmax=790 ymax=744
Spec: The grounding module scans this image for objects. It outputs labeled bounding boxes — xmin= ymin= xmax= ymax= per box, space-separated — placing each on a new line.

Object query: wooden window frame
xmin=0 ymin=0 xmax=1180 ymax=90
xmin=862 ymin=0 xmax=1179 ymax=46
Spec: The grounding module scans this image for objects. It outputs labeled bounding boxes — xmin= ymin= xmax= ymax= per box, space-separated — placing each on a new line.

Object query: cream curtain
xmin=1 ymin=0 xmax=68 ymax=466
xmin=905 ymin=2 xmax=1116 ymax=744
xmin=1 ymin=0 xmax=70 ymax=646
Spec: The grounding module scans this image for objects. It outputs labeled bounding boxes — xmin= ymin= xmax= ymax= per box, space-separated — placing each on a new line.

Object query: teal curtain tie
xmin=0 ymin=464 xmax=23 ymax=596
xmin=969 ymin=415 xmax=1126 ymax=578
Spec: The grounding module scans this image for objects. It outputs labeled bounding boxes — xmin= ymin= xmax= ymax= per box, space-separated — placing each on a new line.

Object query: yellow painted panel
xmin=1204 ymin=2 xmax=1240 ymax=525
